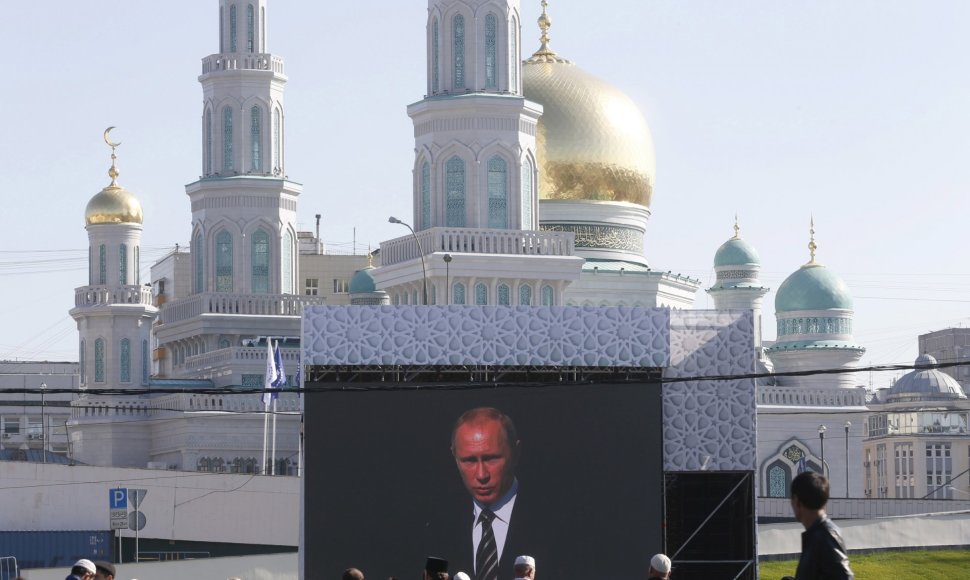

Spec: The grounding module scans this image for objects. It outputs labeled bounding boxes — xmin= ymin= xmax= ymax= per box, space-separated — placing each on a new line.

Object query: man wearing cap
xmin=648 ymin=553 xmax=671 ymax=579
xmin=423 ymin=556 xmax=449 ymax=580
xmin=92 ymin=560 xmax=115 ymax=580
xmin=65 ymin=559 xmax=95 ymax=580
xmin=513 ymin=555 xmax=535 ymax=580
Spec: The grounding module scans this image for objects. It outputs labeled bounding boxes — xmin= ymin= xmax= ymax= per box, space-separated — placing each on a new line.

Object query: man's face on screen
xmin=453 ymin=418 xmax=516 ymax=505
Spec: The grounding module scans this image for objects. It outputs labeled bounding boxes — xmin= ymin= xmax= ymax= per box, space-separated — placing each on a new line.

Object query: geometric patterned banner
xmin=303 ymin=305 xmax=670 ymax=368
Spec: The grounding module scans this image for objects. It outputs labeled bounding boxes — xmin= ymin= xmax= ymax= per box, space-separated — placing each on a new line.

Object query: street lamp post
xmin=389 ymin=217 xmax=428 ymax=305
xmin=40 ymin=382 xmax=47 ymax=464
xmin=844 ymin=421 xmax=851 ymax=498
xmin=443 ymin=254 xmax=452 ymax=305
xmin=818 ymin=424 xmax=827 ymax=478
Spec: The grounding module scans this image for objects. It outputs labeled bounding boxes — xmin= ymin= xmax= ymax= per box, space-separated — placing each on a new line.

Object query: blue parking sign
xmin=110 ymin=488 xmax=128 ymax=509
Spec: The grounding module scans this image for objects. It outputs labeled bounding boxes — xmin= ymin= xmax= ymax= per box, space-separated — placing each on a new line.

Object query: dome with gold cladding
xmin=85 ymin=130 xmax=144 ymax=226
xmin=522 ymin=4 xmax=656 ymax=207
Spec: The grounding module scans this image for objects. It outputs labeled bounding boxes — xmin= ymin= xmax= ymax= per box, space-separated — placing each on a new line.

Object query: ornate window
xmin=521 ymin=157 xmax=534 ymax=228
xmin=142 ymin=339 xmax=149 ymax=384
xmin=446 ymin=156 xmax=466 ymax=227
xmin=119 ymin=244 xmax=128 ymax=285
xmin=95 ymin=338 xmax=105 ymax=383
xmin=519 ymin=284 xmax=532 ymax=305
xmin=88 ymin=247 xmax=93 ymax=285
xmin=134 ymin=246 xmax=140 ymax=284
xmin=498 ymin=283 xmax=510 ymax=305
xmin=251 ymin=229 xmax=270 ymax=293
xmin=485 ymin=14 xmax=497 ymax=88
xmin=120 ymin=338 xmax=131 ymax=383
xmin=767 ymin=461 xmax=789 ymax=498
xmin=432 ymin=18 xmax=439 ymax=93
xmin=541 ymin=285 xmax=554 ymax=306
xmin=475 ymin=283 xmax=488 ymax=305
xmin=229 ymin=4 xmax=237 ymax=52
xmin=453 ymin=14 xmax=465 ymax=89
xmin=250 ymin=106 xmax=262 ymax=172
xmin=421 ymin=162 xmax=431 ymax=229
xmin=283 ymin=231 xmax=293 ymax=294
xmin=216 ymin=231 xmax=233 ymax=292
xmin=453 ymin=282 xmax=466 ymax=305
xmin=99 ymin=244 xmax=106 ymax=285
xmin=510 ymin=17 xmax=518 ymax=92
xmin=273 ymin=108 xmax=281 ymax=173
xmin=80 ymin=340 xmax=86 ymax=385
xmin=194 ymin=233 xmax=204 ymax=293
xmin=223 ymin=106 xmax=234 ymax=172
xmin=205 ymin=108 xmax=212 ymax=175
xmin=247 ymin=4 xmax=255 ymax=53
xmin=487 ymin=156 xmax=508 ymax=228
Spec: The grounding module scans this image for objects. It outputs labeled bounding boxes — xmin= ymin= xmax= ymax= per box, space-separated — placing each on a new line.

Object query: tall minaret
xmin=707 ymin=218 xmax=770 ymax=349
xmin=408 ymin=0 xmax=543 ymax=231
xmin=188 ymin=0 xmax=300 ymax=296
xmin=71 ymin=130 xmax=157 ymax=391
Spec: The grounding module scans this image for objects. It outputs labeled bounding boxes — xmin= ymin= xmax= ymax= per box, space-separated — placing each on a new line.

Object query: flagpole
xmin=262 ymin=339 xmax=276 ymax=475
xmin=271 ymin=397 xmax=278 ymax=475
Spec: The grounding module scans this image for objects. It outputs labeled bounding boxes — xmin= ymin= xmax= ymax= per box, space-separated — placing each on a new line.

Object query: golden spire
xmin=733 ymin=214 xmax=741 ymax=239
xmin=103 ymin=126 xmax=122 ymax=187
xmin=526 ymin=1 xmax=571 ymax=64
xmin=807 ymin=216 xmax=818 ymax=265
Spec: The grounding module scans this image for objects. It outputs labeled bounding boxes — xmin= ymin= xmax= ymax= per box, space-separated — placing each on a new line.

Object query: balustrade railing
xmin=381 ymin=227 xmax=575 ymax=266
xmin=75 ymin=285 xmax=154 ymax=307
xmin=202 ymin=53 xmax=285 ymax=74
xmin=72 ymin=392 xmax=300 ymax=419
xmin=184 ymin=346 xmax=302 ymax=372
xmin=160 ymin=293 xmax=325 ymax=324
xmin=758 ymin=385 xmax=867 ymax=407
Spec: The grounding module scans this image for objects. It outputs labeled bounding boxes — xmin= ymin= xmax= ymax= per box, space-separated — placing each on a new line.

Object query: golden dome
xmin=522 ymin=3 xmax=656 ymax=207
xmin=85 ymin=128 xmax=144 ymax=226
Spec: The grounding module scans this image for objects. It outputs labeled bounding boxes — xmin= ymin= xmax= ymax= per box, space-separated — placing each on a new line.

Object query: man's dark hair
xmin=450 ymin=407 xmax=519 ymax=454
xmin=342 ymin=567 xmax=364 ymax=580
xmin=70 ymin=566 xmax=90 ymax=576
xmin=791 ymin=471 xmax=829 ymax=510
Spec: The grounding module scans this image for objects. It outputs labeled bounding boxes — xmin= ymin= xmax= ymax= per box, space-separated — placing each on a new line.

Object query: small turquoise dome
xmin=776 ymin=264 xmax=853 ymax=312
xmin=349 ymin=267 xmax=377 ymax=294
xmin=714 ymin=237 xmax=760 ymax=267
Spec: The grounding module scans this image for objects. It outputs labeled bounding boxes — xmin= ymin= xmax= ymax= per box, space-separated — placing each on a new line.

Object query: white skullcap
xmin=651 ymin=553 xmax=671 ymax=574
xmin=454 ymin=573 xmax=471 ymax=580
xmin=514 ymin=555 xmax=536 ymax=569
xmin=74 ymin=559 xmax=96 ymax=574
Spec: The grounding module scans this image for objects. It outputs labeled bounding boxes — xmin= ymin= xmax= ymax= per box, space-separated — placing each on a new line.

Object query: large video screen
xmin=304 ymin=381 xmax=663 ymax=579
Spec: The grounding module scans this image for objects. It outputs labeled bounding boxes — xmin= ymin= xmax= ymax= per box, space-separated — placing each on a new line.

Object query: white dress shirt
xmin=471 ymin=478 xmax=519 ymax=574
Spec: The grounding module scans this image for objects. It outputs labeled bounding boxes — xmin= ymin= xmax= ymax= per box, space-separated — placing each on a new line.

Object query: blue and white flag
xmin=263 ymin=340 xmax=279 ymax=407
xmin=272 ymin=342 xmax=287 ymax=389
xmin=797 ymin=456 xmax=808 ymax=474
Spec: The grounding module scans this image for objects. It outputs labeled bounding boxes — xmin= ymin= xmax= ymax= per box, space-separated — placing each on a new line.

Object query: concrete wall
xmin=18 ymin=553 xmax=297 ymax=580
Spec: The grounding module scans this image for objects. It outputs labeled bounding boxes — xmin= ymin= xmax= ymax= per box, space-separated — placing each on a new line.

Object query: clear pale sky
xmin=2 ymin=1 xmax=969 ymax=388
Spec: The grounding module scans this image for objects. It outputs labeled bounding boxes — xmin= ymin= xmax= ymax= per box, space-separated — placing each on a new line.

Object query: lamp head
xmin=388 ymin=216 xmax=401 ymax=224
xmin=818 ymin=424 xmax=827 ymax=435
xmin=443 ymin=254 xmax=452 ymax=263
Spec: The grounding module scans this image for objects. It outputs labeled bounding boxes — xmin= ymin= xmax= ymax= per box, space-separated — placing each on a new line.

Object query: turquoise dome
xmin=776 ymin=264 xmax=853 ymax=312
xmin=349 ymin=267 xmax=377 ymax=294
xmin=714 ymin=238 xmax=760 ymax=267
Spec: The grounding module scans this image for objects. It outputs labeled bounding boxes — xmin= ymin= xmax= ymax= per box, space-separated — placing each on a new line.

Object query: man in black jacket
xmin=789 ymin=472 xmax=854 ymax=579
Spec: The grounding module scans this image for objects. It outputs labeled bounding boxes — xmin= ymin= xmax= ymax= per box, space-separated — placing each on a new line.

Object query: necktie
xmin=476 ymin=508 xmax=499 ymax=580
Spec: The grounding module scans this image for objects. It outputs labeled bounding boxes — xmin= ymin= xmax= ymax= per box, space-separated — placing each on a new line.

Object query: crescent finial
xmin=103 ymin=127 xmax=122 ymax=186
xmin=104 ymin=126 xmax=122 ymax=149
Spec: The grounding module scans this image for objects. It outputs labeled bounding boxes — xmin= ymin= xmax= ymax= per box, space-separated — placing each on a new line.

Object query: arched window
xmin=220 ymin=7 xmax=225 ymax=52
xmin=498 ymin=284 xmax=510 ymax=305
xmin=446 ymin=156 xmax=465 ymax=227
xmin=510 ymin=17 xmax=518 ymax=92
xmin=142 ymin=339 xmax=149 ymax=385
xmin=88 ymin=247 xmax=93 ymax=285
xmin=519 ymin=284 xmax=532 ymax=305
xmin=229 ymin=4 xmax=237 ymax=52
xmin=97 ymin=244 xmax=106 ymax=285
xmin=216 ymin=231 xmax=233 ymax=292
xmin=120 ymin=338 xmax=131 ymax=383
xmin=475 ymin=283 xmax=488 ymax=305
xmin=432 ymin=18 xmax=440 ymax=93
xmin=453 ymin=282 xmax=466 ymax=305
xmin=205 ymin=108 xmax=213 ymax=175
xmin=219 ymin=338 xmax=231 ymax=349
xmin=487 ymin=156 xmax=508 ymax=228
xmin=135 ymin=246 xmax=140 ymax=284
xmin=250 ymin=106 xmax=262 ymax=172
xmin=541 ymin=285 xmax=554 ymax=306
xmin=261 ymin=7 xmax=266 ymax=51
xmin=223 ymin=106 xmax=234 ymax=172
xmin=273 ymin=108 xmax=281 ymax=173
xmin=767 ymin=461 xmax=790 ymax=498
xmin=119 ymin=244 xmax=128 ymax=285
xmin=421 ymin=161 xmax=431 ymax=229
xmin=412 ymin=289 xmax=419 ymax=305
xmin=453 ymin=14 xmax=465 ymax=89
xmin=485 ymin=14 xmax=497 ymax=88
xmin=251 ymin=229 xmax=270 ymax=293
xmin=194 ymin=232 xmax=204 ymax=293
xmin=283 ymin=230 xmax=293 ymax=294
xmin=95 ymin=338 xmax=105 ymax=383
xmin=247 ymin=4 xmax=255 ymax=53
xmin=80 ymin=340 xmax=86 ymax=385
xmin=521 ymin=156 xmax=534 ymax=228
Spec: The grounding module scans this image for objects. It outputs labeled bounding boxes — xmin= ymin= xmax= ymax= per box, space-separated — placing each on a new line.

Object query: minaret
xmin=188 ymin=0 xmax=299 ymax=296
xmin=71 ymin=130 xmax=158 ymax=391
xmin=408 ymin=0 xmax=543 ymax=231
xmin=707 ymin=217 xmax=770 ymax=348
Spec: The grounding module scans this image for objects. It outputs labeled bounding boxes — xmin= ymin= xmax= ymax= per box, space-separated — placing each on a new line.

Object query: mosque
xmin=65 ymin=0 xmax=869 ymax=498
